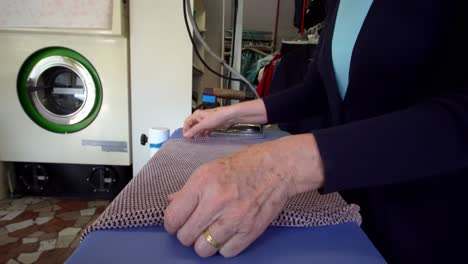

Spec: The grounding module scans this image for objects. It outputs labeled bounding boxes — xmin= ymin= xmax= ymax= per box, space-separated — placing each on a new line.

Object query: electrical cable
xmin=183 ymin=0 xmax=243 ymax=83
xmin=184 ymin=0 xmax=259 ymax=99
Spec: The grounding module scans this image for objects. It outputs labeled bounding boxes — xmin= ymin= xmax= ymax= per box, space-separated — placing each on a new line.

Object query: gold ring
xmin=204 ymin=229 xmax=220 ymax=248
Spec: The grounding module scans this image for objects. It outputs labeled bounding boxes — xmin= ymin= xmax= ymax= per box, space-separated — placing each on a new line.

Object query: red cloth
xmin=257 ymin=54 xmax=281 ymax=97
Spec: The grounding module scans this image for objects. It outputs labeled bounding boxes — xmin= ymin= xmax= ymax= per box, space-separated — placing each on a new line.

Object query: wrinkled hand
xmin=164 ymin=134 xmax=324 ymax=258
xmin=183 ymin=107 xmax=235 ymax=138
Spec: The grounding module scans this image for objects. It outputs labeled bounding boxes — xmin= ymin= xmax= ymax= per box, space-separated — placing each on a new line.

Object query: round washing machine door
xmin=17 ymin=47 xmax=103 ymax=133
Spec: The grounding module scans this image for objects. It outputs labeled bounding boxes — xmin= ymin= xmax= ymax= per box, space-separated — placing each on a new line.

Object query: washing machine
xmin=0 ymin=0 xmax=132 ymax=197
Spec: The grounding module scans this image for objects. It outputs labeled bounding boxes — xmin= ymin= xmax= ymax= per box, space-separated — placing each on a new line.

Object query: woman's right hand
xmin=183 ymin=107 xmax=235 ymax=138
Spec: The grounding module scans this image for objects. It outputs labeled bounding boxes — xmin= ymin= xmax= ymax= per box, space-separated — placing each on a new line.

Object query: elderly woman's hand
xmin=163 ymin=134 xmax=325 ymax=258
xmin=183 ymin=107 xmax=236 ymax=138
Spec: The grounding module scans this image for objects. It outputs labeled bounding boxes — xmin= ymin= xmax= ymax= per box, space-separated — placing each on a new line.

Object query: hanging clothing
xmin=246 ymin=54 xmax=274 ymax=87
xmin=294 ymin=0 xmax=326 ymax=32
xmin=256 ymin=54 xmax=281 ymax=97
xmin=268 ymin=42 xmax=326 ymax=134
xmin=257 ymin=67 xmax=265 ymax=84
xmin=241 ymin=49 xmax=265 ymax=86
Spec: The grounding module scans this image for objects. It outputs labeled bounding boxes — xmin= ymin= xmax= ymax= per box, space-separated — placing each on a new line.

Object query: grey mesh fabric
xmin=82 ymin=135 xmax=361 ymax=239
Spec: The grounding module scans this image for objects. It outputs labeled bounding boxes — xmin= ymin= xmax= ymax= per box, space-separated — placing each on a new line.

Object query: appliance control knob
xmin=140 ymin=134 xmax=148 ymax=146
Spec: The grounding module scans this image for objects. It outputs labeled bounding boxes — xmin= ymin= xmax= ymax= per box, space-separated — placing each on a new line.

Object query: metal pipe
xmin=185 ymin=0 xmax=258 ymax=99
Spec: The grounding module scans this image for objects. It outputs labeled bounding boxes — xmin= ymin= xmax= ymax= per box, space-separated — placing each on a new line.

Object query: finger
xmin=164 ymin=189 xmax=199 ymax=235
xmin=183 ymin=118 xmax=198 ymax=136
xmin=184 ymin=122 xmax=205 ymax=138
xmin=183 ymin=111 xmax=205 ymax=134
xmin=219 ymin=197 xmax=286 ymax=258
xmin=193 ymin=218 xmax=238 ymax=258
xmin=218 ymin=231 xmax=260 ymax=258
xmin=176 ymin=201 xmax=218 ymax=247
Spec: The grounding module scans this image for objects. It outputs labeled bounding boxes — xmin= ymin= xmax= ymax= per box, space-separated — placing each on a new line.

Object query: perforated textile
xmin=82 ymin=137 xmax=361 ymax=239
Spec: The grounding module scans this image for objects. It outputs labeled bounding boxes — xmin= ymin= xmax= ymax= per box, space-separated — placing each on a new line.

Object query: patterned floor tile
xmin=0 ymin=197 xmax=111 ymax=263
xmin=27 ymin=231 xmax=45 ymax=238
xmin=22 ymin=237 xmax=38 ymax=244
xmin=0 ymin=234 xmax=19 ymax=246
xmin=58 ymin=227 xmax=81 ymax=237
xmin=80 ymin=208 xmax=96 ymax=217
xmin=70 ymin=235 xmax=81 ymax=249
xmin=5 ymin=219 xmax=34 ymax=233
xmin=95 ymin=206 xmax=106 ymax=215
xmin=17 ymin=251 xmax=41 ymax=264
xmin=39 ymin=218 xmax=75 ymax=233
xmin=11 ymin=240 xmax=39 ymax=254
xmin=0 ymin=210 xmax=10 ymax=217
xmin=35 ymin=216 xmax=53 ymax=225
xmin=35 ymin=248 xmax=69 ymax=264
xmin=0 ymin=199 xmax=11 ymax=210
xmin=1 ymin=211 xmax=39 ymax=226
xmin=57 ymin=201 xmax=88 ymax=212
xmin=38 ymin=239 xmax=56 ymax=252
xmin=7 ymin=203 xmax=27 ymax=212
xmin=9 ymin=223 xmax=41 ymax=238
xmin=88 ymin=200 xmax=110 ymax=208
xmin=6 ymin=259 xmax=20 ymax=264
xmin=38 ymin=211 xmax=55 ymax=218
xmin=0 ymin=210 xmax=25 ymax=221
xmin=73 ymin=216 xmax=92 ymax=228
xmin=56 ymin=234 xmax=77 ymax=249
xmin=38 ymin=232 xmax=58 ymax=241
xmin=56 ymin=211 xmax=81 ymax=221
xmin=28 ymin=201 xmax=52 ymax=212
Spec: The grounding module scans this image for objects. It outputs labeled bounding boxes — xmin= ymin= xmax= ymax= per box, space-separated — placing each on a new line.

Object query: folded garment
xmin=82 ymin=136 xmax=361 ymax=240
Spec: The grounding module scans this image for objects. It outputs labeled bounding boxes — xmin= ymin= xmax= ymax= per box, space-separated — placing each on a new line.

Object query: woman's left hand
xmin=163 ymin=134 xmax=325 ymax=258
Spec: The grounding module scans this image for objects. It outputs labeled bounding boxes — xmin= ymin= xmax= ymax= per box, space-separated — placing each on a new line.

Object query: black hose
xmin=183 ymin=0 xmax=242 ymax=83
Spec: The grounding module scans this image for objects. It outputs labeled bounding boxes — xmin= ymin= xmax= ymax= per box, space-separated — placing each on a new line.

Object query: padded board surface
xmin=68 ymin=224 xmax=386 ymax=264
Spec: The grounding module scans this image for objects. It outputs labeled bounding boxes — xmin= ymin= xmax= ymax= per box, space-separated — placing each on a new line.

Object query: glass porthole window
xmin=17 ymin=47 xmax=103 ymax=133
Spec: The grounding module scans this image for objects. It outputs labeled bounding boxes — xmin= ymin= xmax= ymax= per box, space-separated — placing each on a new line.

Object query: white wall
xmin=200 ymin=0 xmax=225 ymax=90
xmin=277 ymin=0 xmax=300 ymax=44
xmin=224 ymin=0 xmax=298 ymax=48
xmin=130 ymin=0 xmax=192 ymax=175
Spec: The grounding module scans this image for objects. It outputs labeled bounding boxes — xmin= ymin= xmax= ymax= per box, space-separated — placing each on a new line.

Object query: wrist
xmin=278 ymin=134 xmax=325 ymax=197
xmin=224 ymin=104 xmax=240 ymax=126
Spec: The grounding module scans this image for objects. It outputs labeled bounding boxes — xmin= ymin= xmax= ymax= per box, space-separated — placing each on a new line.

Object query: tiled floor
xmin=0 ymin=197 xmax=109 ymax=264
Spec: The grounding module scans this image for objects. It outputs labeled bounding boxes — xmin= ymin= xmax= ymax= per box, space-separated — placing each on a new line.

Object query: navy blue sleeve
xmin=313 ymin=86 xmax=468 ymax=192
xmin=262 ymin=58 xmax=329 ymax=124
xmin=262 ymin=0 xmax=338 ymax=124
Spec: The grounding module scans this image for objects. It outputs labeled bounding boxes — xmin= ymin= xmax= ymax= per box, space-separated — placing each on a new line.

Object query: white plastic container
xmin=148 ymin=127 xmax=170 ymax=157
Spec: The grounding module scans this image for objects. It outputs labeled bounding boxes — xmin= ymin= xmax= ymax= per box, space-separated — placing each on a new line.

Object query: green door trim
xmin=17 ymin=47 xmax=103 ymax=134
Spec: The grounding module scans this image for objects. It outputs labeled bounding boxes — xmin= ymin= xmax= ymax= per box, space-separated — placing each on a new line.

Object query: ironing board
xmin=66 ymin=129 xmax=386 ymax=263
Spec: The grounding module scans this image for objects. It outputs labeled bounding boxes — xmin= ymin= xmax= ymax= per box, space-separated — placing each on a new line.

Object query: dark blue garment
xmin=294 ymin=0 xmax=326 ymax=31
xmin=269 ymin=43 xmax=326 ymax=134
xmin=264 ymin=0 xmax=468 ymax=263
